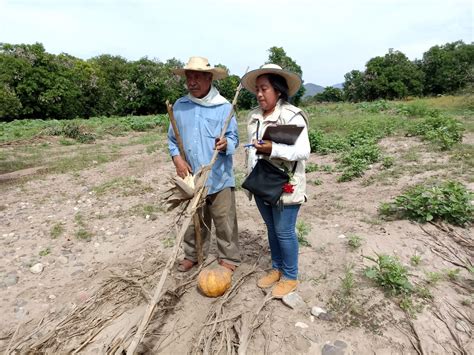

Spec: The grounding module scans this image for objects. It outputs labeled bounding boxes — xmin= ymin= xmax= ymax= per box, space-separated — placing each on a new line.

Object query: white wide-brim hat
xmin=172 ymin=56 xmax=228 ymax=80
xmin=241 ymin=64 xmax=302 ymax=97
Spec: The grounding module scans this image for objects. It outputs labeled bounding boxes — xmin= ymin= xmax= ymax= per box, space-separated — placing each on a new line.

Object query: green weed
xmin=296 ymin=220 xmax=312 ymax=247
xmin=364 ymin=254 xmax=413 ymax=295
xmin=39 ymin=247 xmax=51 ymax=256
xmin=75 ymin=228 xmax=92 ymax=241
xmin=50 ymin=223 xmax=64 ymax=239
xmin=347 ymin=235 xmax=363 ymax=250
xmin=410 ymin=254 xmax=422 ymax=266
xmin=379 ymin=180 xmax=473 ymax=226
xmin=305 ymin=163 xmax=319 ymax=173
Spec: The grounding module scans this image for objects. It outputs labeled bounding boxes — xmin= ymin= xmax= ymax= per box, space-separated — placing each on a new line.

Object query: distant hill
xmin=303 ymin=83 xmax=324 ymax=97
xmin=303 ymin=83 xmax=344 ymax=98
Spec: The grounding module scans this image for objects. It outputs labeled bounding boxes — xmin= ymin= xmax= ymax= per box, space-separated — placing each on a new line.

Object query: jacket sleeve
xmin=167 ymin=108 xmax=180 ymax=158
xmin=270 ymin=113 xmax=310 ymax=161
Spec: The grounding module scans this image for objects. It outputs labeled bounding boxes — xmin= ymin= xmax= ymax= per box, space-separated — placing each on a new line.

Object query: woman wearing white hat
xmin=241 ymin=64 xmax=310 ymax=298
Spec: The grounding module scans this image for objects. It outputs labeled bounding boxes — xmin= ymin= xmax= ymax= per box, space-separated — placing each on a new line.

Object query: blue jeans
xmin=255 ymin=196 xmax=300 ymax=280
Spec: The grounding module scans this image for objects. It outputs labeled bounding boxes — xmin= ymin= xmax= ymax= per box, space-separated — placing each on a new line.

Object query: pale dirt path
xmin=0 ymin=132 xmax=472 ymax=354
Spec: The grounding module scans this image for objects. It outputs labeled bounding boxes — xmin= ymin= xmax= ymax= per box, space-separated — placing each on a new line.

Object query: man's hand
xmin=215 ymin=137 xmax=227 ymax=152
xmin=254 ymin=139 xmax=272 ymax=155
xmin=172 ymin=155 xmax=192 ymax=178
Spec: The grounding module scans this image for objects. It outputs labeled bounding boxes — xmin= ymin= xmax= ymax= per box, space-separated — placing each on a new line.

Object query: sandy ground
xmin=0 ymin=131 xmax=472 ymax=354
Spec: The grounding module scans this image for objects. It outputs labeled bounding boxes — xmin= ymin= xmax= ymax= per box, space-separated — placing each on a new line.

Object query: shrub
xmin=356 ymin=100 xmax=391 ymax=113
xmin=379 ymin=181 xmax=473 ymax=226
xmin=395 ymin=102 xmax=440 ymax=117
xmin=364 ymin=254 xmax=413 ymax=295
xmin=409 ymin=115 xmax=464 ymax=150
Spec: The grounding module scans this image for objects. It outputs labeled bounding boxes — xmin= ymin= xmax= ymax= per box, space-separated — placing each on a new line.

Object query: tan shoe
xmin=272 ymin=279 xmax=298 ymax=298
xmin=257 ymin=269 xmax=281 ymax=289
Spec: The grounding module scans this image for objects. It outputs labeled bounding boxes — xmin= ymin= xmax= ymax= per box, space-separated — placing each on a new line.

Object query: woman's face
xmin=255 ymin=75 xmax=280 ymax=114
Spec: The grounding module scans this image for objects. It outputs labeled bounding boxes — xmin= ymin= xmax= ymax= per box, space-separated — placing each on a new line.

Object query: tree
xmin=213 ymin=64 xmax=256 ymax=110
xmin=343 ymin=70 xmax=367 ymax=102
xmin=364 ymin=49 xmax=424 ymax=100
xmin=420 ymin=41 xmax=474 ymax=94
xmin=312 ymin=86 xmax=343 ymax=102
xmin=266 ymin=47 xmax=305 ymax=105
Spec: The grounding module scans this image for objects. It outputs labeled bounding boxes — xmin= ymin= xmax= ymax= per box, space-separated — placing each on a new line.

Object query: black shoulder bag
xmin=242 ymin=159 xmax=297 ymax=206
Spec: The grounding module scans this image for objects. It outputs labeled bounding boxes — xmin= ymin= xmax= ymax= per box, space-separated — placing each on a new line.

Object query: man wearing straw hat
xmin=168 ymin=56 xmax=240 ymax=273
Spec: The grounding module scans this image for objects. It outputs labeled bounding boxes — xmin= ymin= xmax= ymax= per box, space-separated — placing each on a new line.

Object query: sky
xmin=0 ymin=0 xmax=472 ymax=87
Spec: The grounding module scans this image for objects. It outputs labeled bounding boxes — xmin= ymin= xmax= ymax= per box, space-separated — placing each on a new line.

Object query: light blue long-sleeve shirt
xmin=167 ymin=96 xmax=239 ymax=195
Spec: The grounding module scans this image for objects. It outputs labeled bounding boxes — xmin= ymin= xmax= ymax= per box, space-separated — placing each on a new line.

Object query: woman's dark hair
xmin=259 ymin=74 xmax=289 ymax=101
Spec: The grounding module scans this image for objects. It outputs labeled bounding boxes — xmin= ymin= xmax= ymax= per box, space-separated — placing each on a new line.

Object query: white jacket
xmin=245 ymin=100 xmax=310 ymax=205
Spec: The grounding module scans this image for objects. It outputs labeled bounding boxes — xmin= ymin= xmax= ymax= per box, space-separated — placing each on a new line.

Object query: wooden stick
xmin=166 ymin=100 xmax=203 ymax=265
xmin=126 ymin=77 xmax=246 ymax=355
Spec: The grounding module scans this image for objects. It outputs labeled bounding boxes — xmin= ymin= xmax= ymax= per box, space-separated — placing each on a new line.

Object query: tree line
xmin=312 ymin=41 xmax=473 ymax=103
xmin=0 ymin=41 xmax=472 ymax=121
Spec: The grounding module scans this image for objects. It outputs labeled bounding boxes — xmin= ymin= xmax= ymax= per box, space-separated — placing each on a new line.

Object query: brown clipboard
xmin=262 ymin=124 xmax=304 ymax=145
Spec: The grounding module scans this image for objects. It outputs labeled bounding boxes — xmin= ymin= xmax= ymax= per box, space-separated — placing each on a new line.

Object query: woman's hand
xmin=254 ymin=139 xmax=272 ymax=155
xmin=172 ymin=155 xmax=192 ymax=178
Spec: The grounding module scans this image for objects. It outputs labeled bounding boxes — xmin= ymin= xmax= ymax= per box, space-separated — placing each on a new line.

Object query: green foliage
xmin=356 ymin=100 xmax=391 ymax=113
xmin=76 ymin=228 xmax=92 ymax=241
xmin=0 ymin=43 xmax=186 ymax=120
xmin=409 ymin=115 xmax=464 ymax=150
xmin=379 ymin=180 xmax=473 ymax=226
xmin=410 ymin=254 xmax=422 ymax=266
xmin=312 ymin=86 xmax=344 ymax=102
xmin=39 ymin=247 xmax=51 ymax=256
xmin=266 ymin=46 xmax=305 ymax=105
xmin=308 ymin=129 xmax=347 ymax=154
xmin=364 ymin=254 xmax=413 ymax=295
xmin=296 ymin=220 xmax=311 ymax=247
xmin=420 ymin=41 xmax=474 ymax=95
xmin=426 ymin=271 xmax=443 ymax=285
xmin=381 ymin=156 xmax=395 ymax=169
xmin=347 ymin=235 xmax=363 ymax=250
xmin=340 ymin=264 xmax=355 ymax=297
xmin=305 ymin=163 xmax=319 ymax=173
xmin=338 ymin=143 xmax=381 ymax=182
xmin=364 ymin=49 xmax=424 ymax=100
xmin=395 ymin=101 xmax=439 ymax=117
xmin=344 ymin=49 xmax=424 ymax=101
xmin=50 ymin=223 xmax=64 ymax=239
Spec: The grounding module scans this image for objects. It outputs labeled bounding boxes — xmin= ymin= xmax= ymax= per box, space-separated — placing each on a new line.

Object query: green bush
xmin=409 ymin=115 xmax=464 ymax=150
xmin=308 ymin=129 xmax=347 ymax=154
xmin=364 ymin=254 xmax=413 ymax=295
xmin=395 ymin=101 xmax=440 ymax=117
xmin=356 ymin=100 xmax=391 ymax=113
xmin=337 ymin=143 xmax=381 ymax=182
xmin=379 ymin=180 xmax=473 ymax=226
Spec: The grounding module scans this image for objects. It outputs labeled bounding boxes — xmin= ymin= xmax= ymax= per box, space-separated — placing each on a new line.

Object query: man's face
xmin=185 ymin=70 xmax=212 ymax=98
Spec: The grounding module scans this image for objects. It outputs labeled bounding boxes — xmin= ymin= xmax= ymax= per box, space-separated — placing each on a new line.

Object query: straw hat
xmin=172 ymin=56 xmax=228 ymax=80
xmin=241 ymin=64 xmax=302 ymax=97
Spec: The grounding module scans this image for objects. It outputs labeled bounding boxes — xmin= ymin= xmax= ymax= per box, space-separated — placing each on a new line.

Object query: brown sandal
xmin=177 ymin=259 xmax=197 ymax=272
xmin=218 ymin=259 xmax=237 ymax=272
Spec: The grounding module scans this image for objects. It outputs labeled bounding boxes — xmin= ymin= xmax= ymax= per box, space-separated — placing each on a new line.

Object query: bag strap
xmin=291 ymin=161 xmax=297 ymax=174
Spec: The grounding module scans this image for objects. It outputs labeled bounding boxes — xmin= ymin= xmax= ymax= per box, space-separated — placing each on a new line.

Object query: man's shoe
xmin=177 ymin=259 xmax=197 ymax=272
xmin=218 ymin=259 xmax=237 ymax=272
xmin=272 ymin=279 xmax=298 ymax=298
xmin=257 ymin=269 xmax=281 ymax=289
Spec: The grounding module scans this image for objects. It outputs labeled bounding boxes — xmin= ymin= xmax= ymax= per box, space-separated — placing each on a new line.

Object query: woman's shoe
xmin=257 ymin=269 xmax=281 ymax=289
xmin=272 ymin=279 xmax=298 ymax=298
